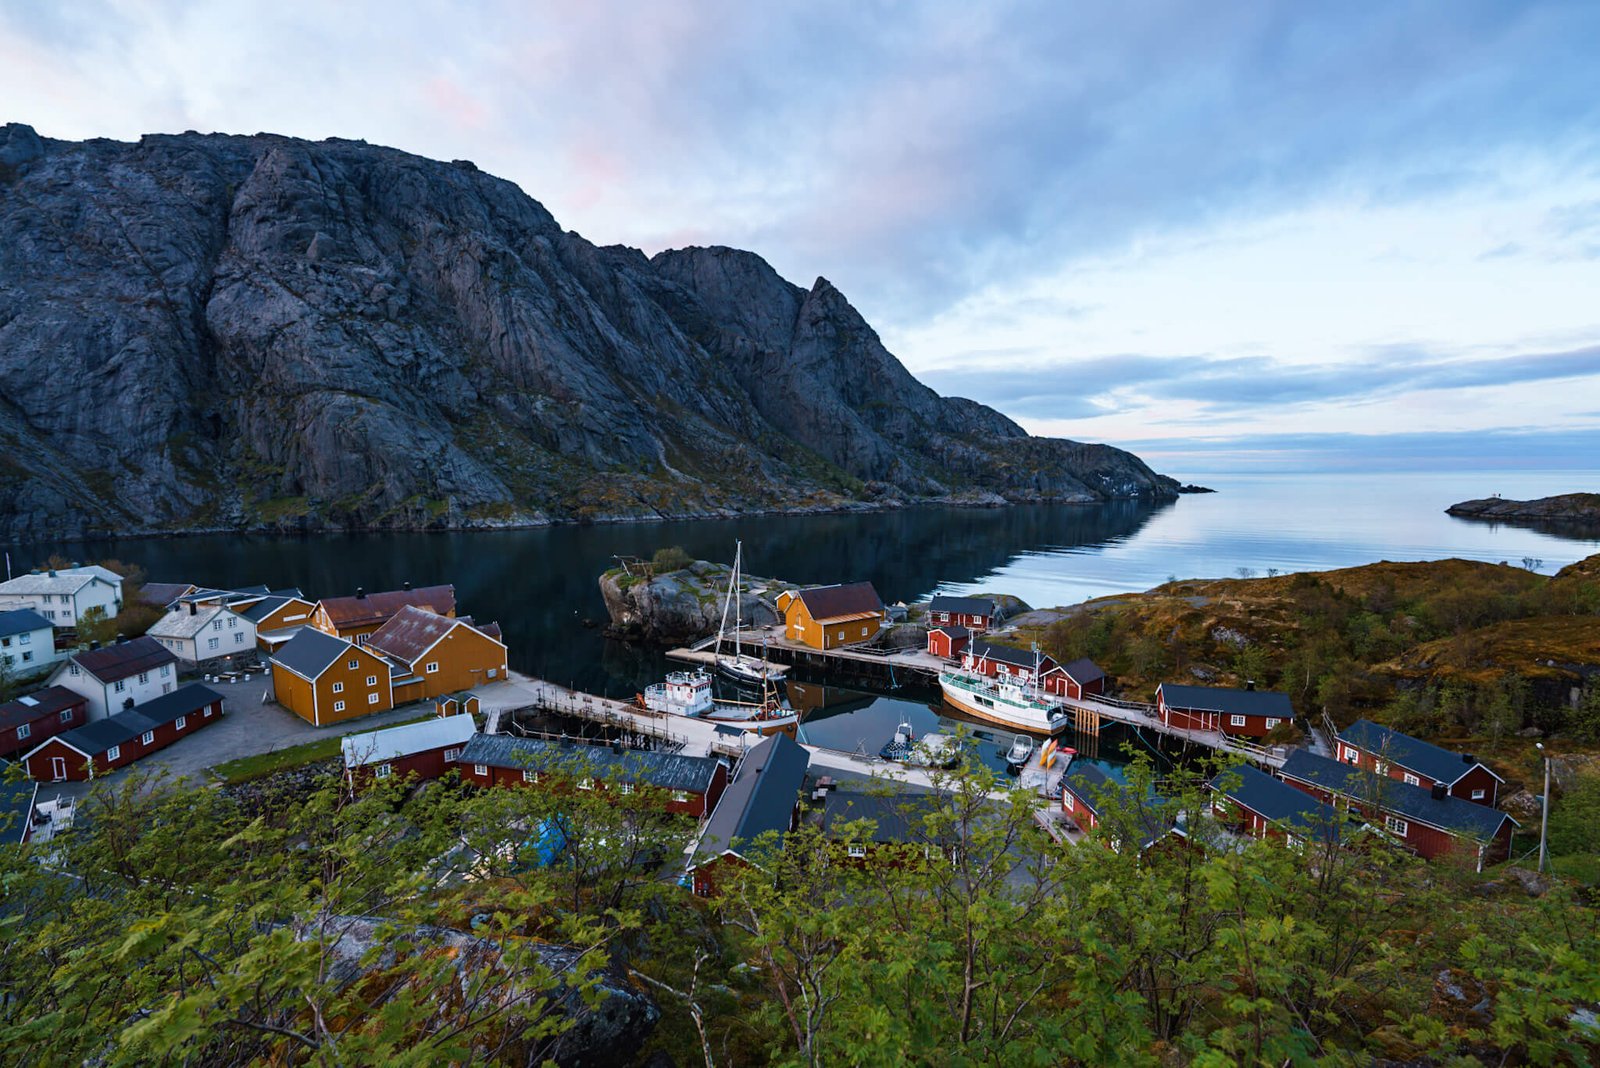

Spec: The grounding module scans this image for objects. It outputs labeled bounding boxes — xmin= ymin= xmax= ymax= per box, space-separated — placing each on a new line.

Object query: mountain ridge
xmin=0 ymin=123 xmax=1179 ymax=543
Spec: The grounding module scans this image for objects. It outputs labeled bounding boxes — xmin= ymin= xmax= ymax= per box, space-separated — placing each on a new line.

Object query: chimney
xmin=188 ymin=603 xmax=197 ymax=616
xmin=1245 ymin=679 xmax=1256 ymax=691
xmin=89 ymin=640 xmax=100 ymax=651
xmin=1430 ymin=783 xmax=1447 ymax=800
xmin=356 ymin=587 xmax=366 ymax=600
xmin=1461 ymin=753 xmax=1475 ymax=764
xmin=116 ymin=634 xmax=127 ymax=644
xmin=403 ymin=581 xmax=412 ymax=591
xmin=48 ymin=569 xmax=57 ymax=578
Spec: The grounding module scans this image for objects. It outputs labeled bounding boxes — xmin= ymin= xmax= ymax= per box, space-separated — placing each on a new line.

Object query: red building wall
xmin=0 ymin=697 xmax=88 ymax=760
xmin=1279 ymin=775 xmax=1512 ymax=866
xmin=350 ymin=744 xmax=464 ymax=789
xmin=25 ymin=698 xmax=222 ymax=781
xmin=930 ymin=610 xmax=993 ymax=631
xmin=927 ymin=630 xmax=968 ymax=659
xmin=1337 ymin=742 xmax=1501 ymax=807
xmin=1159 ymin=700 xmax=1280 ymax=738
xmin=1059 ymin=788 xmax=1099 ymax=833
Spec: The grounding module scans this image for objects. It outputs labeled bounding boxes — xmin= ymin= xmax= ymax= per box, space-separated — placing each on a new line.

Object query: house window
xmin=1342 ymin=746 xmax=1359 ymax=764
xmin=1402 ymin=773 xmax=1420 ymax=787
xmin=235 ymin=633 xmax=244 ymax=644
xmin=1264 ymin=718 xmax=1280 ymax=729
xmin=488 ymin=668 xmax=497 ymax=679
xmin=107 ymin=745 xmax=120 ymax=761
xmin=522 ymin=769 xmax=536 ymax=783
xmin=212 ymin=619 xmax=222 ymax=631
xmin=1471 ymin=788 xmax=1486 ymax=800
xmin=620 ymin=782 xmax=635 ymax=795
xmin=847 ymin=844 xmax=867 ymax=859
xmin=162 ymin=683 xmax=172 ymax=694
xmin=140 ymin=731 xmax=155 ymax=745
xmin=333 ymin=700 xmax=346 ymax=712
xmin=59 ymin=709 xmax=72 ymax=723
xmin=860 ymin=625 xmax=868 ymax=636
xmin=45 ymin=610 xmax=55 ymax=619
xmin=17 ymin=632 xmax=29 ymax=645
xmin=366 ymin=676 xmax=377 ymax=686
xmin=348 ymin=659 xmax=360 ymax=670
xmin=332 ymin=682 xmax=344 ymax=693
xmin=15 ymin=724 xmax=30 ymax=740
xmin=207 ymin=637 xmax=219 ymax=650
xmin=425 ymin=662 xmax=439 ymax=674
xmin=578 ymin=778 xmax=594 ymax=790
xmin=1063 ymin=792 xmax=1074 ymax=811
xmin=474 ymin=764 xmax=488 ymax=776
xmin=175 ymin=715 xmax=187 ymax=730
xmin=1229 ymin=714 xmax=1247 ymax=727
xmin=138 ymin=672 xmax=149 ymax=685
xmin=375 ymin=764 xmax=392 ymax=779
xmin=20 ymin=651 xmax=31 ymax=663
xmin=160 ymin=665 xmax=170 ymax=677
xmin=1384 ymin=816 xmax=1409 ymax=837
xmin=836 ymin=630 xmax=845 ymax=641
xmin=202 ymin=707 xmax=212 ymax=717
xmin=114 ymin=680 xmax=126 ymax=693
xmin=671 ymin=789 xmax=689 ymax=803
xmin=227 ymin=616 xmax=236 ymax=628
xmin=367 ymin=693 xmax=379 ymax=705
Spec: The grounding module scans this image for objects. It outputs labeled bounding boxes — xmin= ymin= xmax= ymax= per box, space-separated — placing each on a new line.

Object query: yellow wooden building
xmin=775 ymin=582 xmax=886 ymax=650
xmin=270 ymin=628 xmax=397 ymax=726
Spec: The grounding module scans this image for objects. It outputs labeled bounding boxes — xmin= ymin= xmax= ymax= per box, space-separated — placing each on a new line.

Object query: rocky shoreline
xmin=1446 ymin=493 xmax=1600 ymax=523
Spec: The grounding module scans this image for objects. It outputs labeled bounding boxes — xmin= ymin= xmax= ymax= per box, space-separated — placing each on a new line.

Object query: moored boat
xmin=1004 ymin=733 xmax=1035 ymax=772
xmin=714 ymin=540 xmax=788 ymax=685
xmin=938 ymin=668 xmax=1070 ymax=734
xmin=879 ymin=721 xmax=960 ymax=768
xmin=639 ymin=669 xmax=800 ymax=731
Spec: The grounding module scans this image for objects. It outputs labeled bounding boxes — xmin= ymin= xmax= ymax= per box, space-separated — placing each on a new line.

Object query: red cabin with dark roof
xmin=0 ymin=687 xmax=88 ymax=760
xmin=927 ymin=625 xmax=970 ymax=659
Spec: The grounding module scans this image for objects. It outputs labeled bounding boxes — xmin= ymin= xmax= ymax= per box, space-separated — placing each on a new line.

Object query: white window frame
xmin=374 ymin=764 xmax=392 ymax=779
xmin=175 ymin=716 xmax=187 ymax=731
xmin=1264 ymin=718 xmax=1280 ymax=729
xmin=1384 ymin=815 xmax=1408 ymax=837
xmin=1402 ymin=772 xmax=1420 ymax=787
xmin=473 ymin=763 xmax=488 ymax=776
xmin=17 ymin=632 xmax=29 ymax=645
xmin=366 ymin=675 xmax=377 ymax=686
xmin=1063 ymin=792 xmax=1074 ymax=811
xmin=207 ymin=637 xmax=219 ymax=650
xmin=234 ymin=633 xmax=245 ymax=644
xmin=620 ymin=782 xmax=635 ymax=795
xmin=107 ymin=745 xmax=121 ymax=761
xmin=425 ymin=662 xmax=439 ymax=674
xmin=332 ymin=682 xmax=344 ymax=693
xmin=113 ymin=680 xmax=126 ymax=693
xmin=15 ymin=723 xmax=30 ymax=740
xmin=367 ymin=693 xmax=380 ymax=705
xmin=348 ymin=658 xmax=361 ymax=670
xmin=160 ymin=665 xmax=170 ymax=677
xmin=578 ymin=777 xmax=594 ymax=790
xmin=59 ymin=709 xmax=73 ymax=723
xmin=1229 ymin=714 xmax=1247 ymax=727
xmin=671 ymin=789 xmax=689 ymax=803
xmin=1342 ymin=746 xmax=1359 ymax=764
xmin=141 ymin=730 xmax=155 ymax=746
xmin=1471 ymin=788 xmax=1486 ymax=800
xmin=138 ymin=671 xmax=149 ymax=684
xmin=847 ymin=843 xmax=867 ymax=859
xmin=522 ymin=769 xmax=536 ymax=783
xmin=443 ymin=748 xmax=461 ymax=761
xmin=333 ymin=700 xmax=346 ymax=712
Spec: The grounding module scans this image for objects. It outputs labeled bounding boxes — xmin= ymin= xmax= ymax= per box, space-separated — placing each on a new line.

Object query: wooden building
xmin=435 ymin=692 xmax=481 ymax=718
xmin=927 ymin=595 xmax=999 ymax=632
xmin=270 ymin=629 xmax=396 ymax=726
xmin=688 ymin=732 xmax=809 ymax=896
xmin=1335 ymin=719 xmax=1503 ymax=806
xmin=365 ymin=606 xmax=507 ymax=701
xmin=0 ymin=686 xmax=88 ymax=760
xmin=49 ymin=637 xmax=179 ymax=720
xmin=22 ymin=684 xmax=224 ymax=781
xmin=454 ymin=733 xmax=728 ymax=818
xmin=821 ymin=790 xmax=940 ymax=866
xmin=1278 ymin=750 xmax=1515 ymax=871
xmin=236 ymin=594 xmax=318 ymax=653
xmin=311 ymin=584 xmax=456 ymax=644
xmin=958 ymin=641 xmax=1105 ymax=699
xmin=775 ymin=583 xmax=886 ymax=650
xmin=1209 ymin=764 xmax=1347 ymax=844
xmin=341 ymin=714 xmax=477 ymax=790
xmin=1155 ymin=682 xmax=1293 ymax=738
xmin=926 ymin=625 xmax=970 ymax=659
xmin=1057 ymin=658 xmax=1107 ymax=700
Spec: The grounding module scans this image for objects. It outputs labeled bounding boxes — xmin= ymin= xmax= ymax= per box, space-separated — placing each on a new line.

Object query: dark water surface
xmin=13 ymin=470 xmax=1596 ymax=754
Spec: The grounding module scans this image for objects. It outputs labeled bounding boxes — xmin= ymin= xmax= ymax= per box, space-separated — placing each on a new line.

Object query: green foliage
xmin=652 ymin=546 xmax=695 ymax=573
xmin=76 ymin=605 xmax=119 ymax=647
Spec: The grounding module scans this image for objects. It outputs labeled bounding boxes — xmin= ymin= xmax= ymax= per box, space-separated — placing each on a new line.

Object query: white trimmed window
xmin=578 ymin=777 xmax=594 ymax=790
xmin=1402 ymin=773 xmax=1420 ymax=787
xmin=367 ymin=693 xmax=379 ymax=705
xmin=15 ymin=724 xmax=30 ymax=740
xmin=366 ymin=675 xmax=377 ymax=686
xmin=671 ymin=789 xmax=689 ymax=803
xmin=1471 ymin=789 xmax=1486 ymax=800
xmin=1264 ymin=718 xmax=1280 ymax=729
xmin=140 ymin=731 xmax=154 ymax=745
xmin=138 ymin=672 xmax=148 ymax=684
xmin=202 ymin=707 xmax=212 ymax=717
xmin=847 ymin=844 xmax=867 ymax=858
xmin=333 ymin=700 xmax=346 ymax=712
xmin=474 ymin=764 xmax=488 ymax=776
xmin=1384 ymin=815 xmax=1409 ymax=837
xmin=443 ymin=748 xmax=461 ymax=761
xmin=19 ymin=651 xmax=30 ymax=663
xmin=175 ymin=716 xmax=187 ymax=731
xmin=227 ymin=616 xmax=236 ymax=628
xmin=375 ymin=764 xmax=392 ymax=779
xmin=425 ymin=662 xmax=439 ymax=674
xmin=18 ymin=632 xmax=29 ymax=645
xmin=207 ymin=637 xmax=219 ymax=650
xmin=234 ymin=633 xmax=244 ymax=644
xmin=1063 ymin=792 xmax=1075 ymax=811
xmin=107 ymin=745 xmax=121 ymax=761
xmin=348 ymin=659 xmax=359 ymax=670
xmin=620 ymin=782 xmax=635 ymax=795
xmin=114 ymin=680 xmax=126 ymax=693
xmin=59 ymin=709 xmax=72 ymax=723
xmin=1342 ymin=746 xmax=1358 ymax=763
xmin=1229 ymin=714 xmax=1247 ymax=727
xmin=69 ymin=663 xmax=79 ymax=676
xmin=160 ymin=665 xmax=170 ymax=677
xmin=332 ymin=682 xmax=344 ymax=693
xmin=522 ymin=769 xmax=536 ymax=783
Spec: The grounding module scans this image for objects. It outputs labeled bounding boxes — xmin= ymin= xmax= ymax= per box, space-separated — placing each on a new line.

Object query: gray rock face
xmin=0 ymin=125 xmax=1180 ymax=542
xmin=600 ymin=560 xmax=783 ymax=643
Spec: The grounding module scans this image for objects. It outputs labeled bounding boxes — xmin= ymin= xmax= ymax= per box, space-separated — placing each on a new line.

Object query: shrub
xmin=651 ymin=546 xmax=693 ymax=573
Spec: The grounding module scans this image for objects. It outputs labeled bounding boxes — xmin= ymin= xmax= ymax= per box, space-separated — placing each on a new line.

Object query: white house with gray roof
xmin=146 ymin=599 xmax=258 ymax=667
xmin=0 ymin=608 xmax=59 ymax=676
xmin=0 ymin=566 xmax=123 ymax=629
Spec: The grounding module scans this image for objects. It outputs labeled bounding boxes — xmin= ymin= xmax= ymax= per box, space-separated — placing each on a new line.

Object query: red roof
xmin=70 ymin=637 xmax=176 ymax=683
xmin=366 ymin=605 xmax=460 ymax=664
xmin=793 ymin=582 xmax=884 ymax=622
xmin=317 ymin=585 xmax=455 ymax=630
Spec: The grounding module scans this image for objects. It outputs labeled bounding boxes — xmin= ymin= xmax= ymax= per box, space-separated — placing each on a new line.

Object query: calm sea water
xmin=13 ymin=470 xmax=1595 ymax=758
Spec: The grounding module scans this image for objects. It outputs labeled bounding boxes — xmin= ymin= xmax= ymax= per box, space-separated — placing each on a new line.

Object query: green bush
xmin=651 ymin=546 xmax=693 ymax=573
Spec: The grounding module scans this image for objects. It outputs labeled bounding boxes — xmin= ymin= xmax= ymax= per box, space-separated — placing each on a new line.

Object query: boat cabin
xmin=642 ymin=671 xmax=715 ymax=716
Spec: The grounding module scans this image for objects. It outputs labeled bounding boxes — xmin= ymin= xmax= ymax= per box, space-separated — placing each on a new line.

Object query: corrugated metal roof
xmin=271 ymin=628 xmax=361 ymax=680
xmin=793 ymin=582 xmax=883 ymax=622
xmin=1338 ymin=719 xmax=1498 ymax=786
xmin=136 ymin=582 xmax=196 ymax=607
xmin=1158 ymin=683 xmax=1294 ymax=719
xmin=929 ymin=595 xmax=997 ymax=617
xmin=0 ymin=569 xmax=108 ymax=596
xmin=694 ymin=733 xmax=808 ymax=863
xmin=70 ymin=637 xmax=176 ymax=684
xmin=318 ymin=585 xmax=456 ymax=629
xmin=1279 ymin=750 xmax=1515 ymax=841
xmin=366 ymin=606 xmax=457 ymax=663
xmin=146 ymin=602 xmax=232 ymax=641
xmin=455 ymin=733 xmax=723 ymax=792
xmin=0 ymin=608 xmax=52 ymax=637
xmin=342 ymin=714 xmax=477 ymax=769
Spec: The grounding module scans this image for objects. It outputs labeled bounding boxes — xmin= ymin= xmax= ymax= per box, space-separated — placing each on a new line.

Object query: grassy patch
xmin=210 ymin=736 xmax=343 ymax=784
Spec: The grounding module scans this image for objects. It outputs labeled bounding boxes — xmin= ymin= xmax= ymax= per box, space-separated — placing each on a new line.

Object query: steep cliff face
xmin=0 ymin=123 xmax=1179 ymax=542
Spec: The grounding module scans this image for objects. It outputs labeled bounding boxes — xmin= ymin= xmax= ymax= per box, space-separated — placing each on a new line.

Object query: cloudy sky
xmin=5 ymin=1 xmax=1599 ymax=471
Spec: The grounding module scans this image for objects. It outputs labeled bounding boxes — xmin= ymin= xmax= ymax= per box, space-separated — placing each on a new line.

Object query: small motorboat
xmin=880 ymin=722 xmax=959 ymax=768
xmin=1004 ymin=734 xmax=1036 ymax=772
xmin=879 ymin=720 xmax=917 ymax=762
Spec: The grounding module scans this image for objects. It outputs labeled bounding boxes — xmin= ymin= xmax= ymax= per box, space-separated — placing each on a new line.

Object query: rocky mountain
xmin=0 ymin=123 xmax=1179 ymax=543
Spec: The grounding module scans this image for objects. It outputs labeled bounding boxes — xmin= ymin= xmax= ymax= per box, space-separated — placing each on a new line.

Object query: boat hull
xmin=716 ymin=657 xmax=789 ymax=686
xmin=939 ymin=675 xmax=1067 ymax=734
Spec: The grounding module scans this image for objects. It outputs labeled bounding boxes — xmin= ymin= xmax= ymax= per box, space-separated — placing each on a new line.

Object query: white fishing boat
xmin=1004 ymin=733 xmax=1036 ymax=771
xmin=638 ymin=669 xmax=800 ymax=731
xmin=938 ymin=644 xmax=1070 ymax=734
xmin=714 ymin=540 xmax=788 ymax=686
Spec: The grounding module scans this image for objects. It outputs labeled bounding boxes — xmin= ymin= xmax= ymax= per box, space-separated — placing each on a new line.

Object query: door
xmin=50 ymin=756 xmax=66 ymax=781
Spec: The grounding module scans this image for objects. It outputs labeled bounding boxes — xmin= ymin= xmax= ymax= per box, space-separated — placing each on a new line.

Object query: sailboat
xmin=638 ymin=668 xmax=800 ymax=731
xmin=714 ymin=540 xmax=788 ymax=686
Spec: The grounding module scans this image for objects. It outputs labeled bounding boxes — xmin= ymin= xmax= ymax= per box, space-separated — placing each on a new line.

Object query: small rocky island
xmin=1446 ymin=493 xmax=1600 ymax=533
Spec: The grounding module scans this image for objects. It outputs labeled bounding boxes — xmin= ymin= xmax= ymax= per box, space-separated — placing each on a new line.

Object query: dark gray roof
xmin=928 ymin=624 xmax=970 ymax=638
xmin=456 ymin=734 xmax=722 ymax=793
xmin=1158 ymin=683 xmax=1293 ymax=719
xmin=271 ymin=628 xmax=359 ymax=680
xmin=1061 ymin=658 xmax=1106 ymax=685
xmin=929 ymin=595 xmax=997 ymax=617
xmin=821 ymin=790 xmax=936 ymax=845
xmin=0 ymin=608 xmax=52 ymax=637
xmin=793 ymin=582 xmax=883 ymax=622
xmin=1279 ymin=750 xmax=1515 ymax=841
xmin=1209 ymin=765 xmax=1344 ymax=836
xmin=70 ymin=637 xmax=176 ymax=684
xmin=0 ymin=776 xmax=36 ymax=845
xmin=1062 ymin=760 xmax=1118 ymax=817
xmin=237 ymin=595 xmax=296 ymax=625
xmin=1337 ymin=719 xmax=1500 ymax=786
xmin=0 ymin=687 xmax=85 ymax=732
xmin=694 ymin=733 xmax=809 ymax=864
xmin=47 ymin=684 xmax=223 ymax=757
xmin=968 ymin=640 xmax=1050 ymax=671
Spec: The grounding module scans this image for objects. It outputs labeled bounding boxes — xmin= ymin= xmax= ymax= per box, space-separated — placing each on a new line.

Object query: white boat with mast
xmin=938 ymin=641 xmax=1070 ymax=734
xmin=638 ymin=668 xmax=800 ymax=731
xmin=714 ymin=540 xmax=788 ymax=687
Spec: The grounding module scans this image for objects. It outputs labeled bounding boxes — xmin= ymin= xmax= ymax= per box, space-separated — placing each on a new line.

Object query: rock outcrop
xmin=1446 ymin=494 xmax=1600 ymax=540
xmin=600 ymin=560 xmax=784 ymax=644
xmin=0 ymin=123 xmax=1180 ymax=542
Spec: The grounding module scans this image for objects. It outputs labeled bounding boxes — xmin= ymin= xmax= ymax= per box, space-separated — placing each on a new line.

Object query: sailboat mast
xmin=733 ymin=540 xmax=743 ymax=660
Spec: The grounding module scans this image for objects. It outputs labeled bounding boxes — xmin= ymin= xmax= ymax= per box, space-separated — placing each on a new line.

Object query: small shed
xmin=927 ymin=625 xmax=971 ymax=660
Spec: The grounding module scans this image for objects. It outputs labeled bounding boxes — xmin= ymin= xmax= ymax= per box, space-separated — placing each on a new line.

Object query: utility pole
xmin=1536 ymin=742 xmax=1551 ymax=873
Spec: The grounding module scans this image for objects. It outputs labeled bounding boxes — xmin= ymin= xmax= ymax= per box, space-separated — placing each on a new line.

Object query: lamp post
xmin=1536 ymin=742 xmax=1551 ymax=874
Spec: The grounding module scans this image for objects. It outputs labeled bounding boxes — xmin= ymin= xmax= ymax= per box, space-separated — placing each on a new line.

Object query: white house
xmin=0 ymin=609 xmax=61 ymax=676
xmin=146 ymin=600 xmax=258 ymax=666
xmin=48 ymin=636 xmax=178 ymax=720
xmin=0 ymin=566 xmax=124 ymax=629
